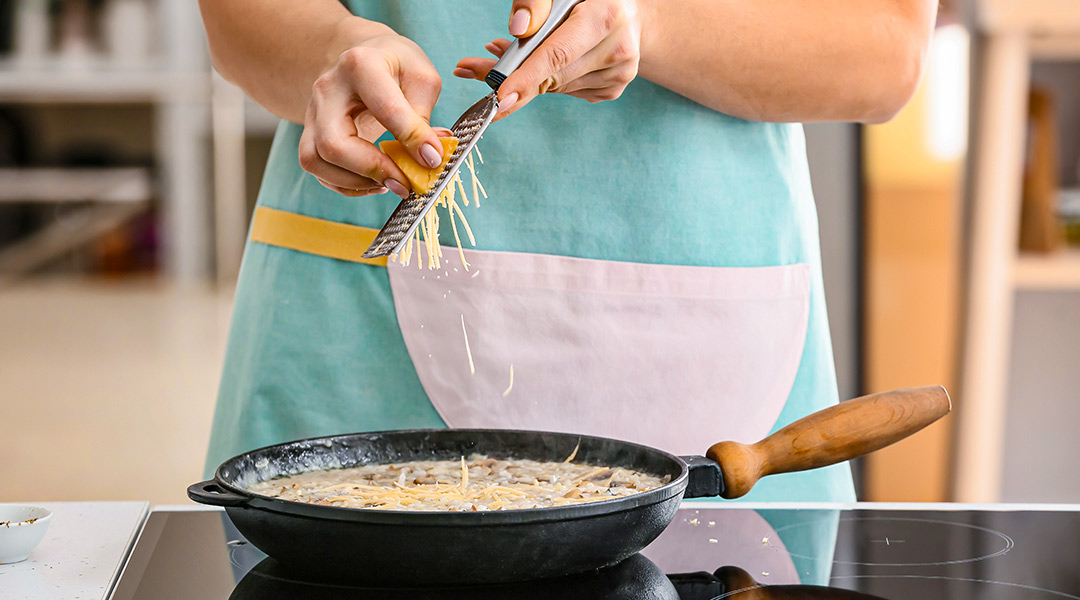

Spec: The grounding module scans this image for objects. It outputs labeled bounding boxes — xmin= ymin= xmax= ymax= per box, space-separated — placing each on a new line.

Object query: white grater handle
xmin=485 ymin=0 xmax=586 ymax=90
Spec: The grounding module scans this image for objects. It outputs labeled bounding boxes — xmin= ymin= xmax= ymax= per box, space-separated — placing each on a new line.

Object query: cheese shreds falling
xmin=467 ymin=154 xmax=479 ymax=207
xmin=461 ymin=314 xmax=475 ymax=375
xmin=503 ymin=364 xmax=515 ymax=397
xmin=448 ymin=198 xmax=470 ymax=272
xmin=383 ymin=140 xmax=486 ymax=271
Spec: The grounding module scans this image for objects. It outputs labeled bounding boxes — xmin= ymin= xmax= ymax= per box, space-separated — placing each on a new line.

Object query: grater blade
xmin=362 ymin=93 xmax=498 ymax=259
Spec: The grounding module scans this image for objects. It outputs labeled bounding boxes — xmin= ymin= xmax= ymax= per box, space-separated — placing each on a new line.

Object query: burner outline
xmin=830 ymin=575 xmax=1080 ymax=599
xmin=710 ymin=575 xmax=1080 ymax=599
xmin=770 ymin=516 xmax=1014 ymax=567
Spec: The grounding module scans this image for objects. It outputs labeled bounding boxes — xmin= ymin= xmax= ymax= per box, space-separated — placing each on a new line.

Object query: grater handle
xmin=485 ymin=0 xmax=585 ymax=90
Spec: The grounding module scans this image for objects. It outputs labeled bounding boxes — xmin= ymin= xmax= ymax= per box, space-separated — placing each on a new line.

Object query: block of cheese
xmin=378 ymin=137 xmax=459 ymax=194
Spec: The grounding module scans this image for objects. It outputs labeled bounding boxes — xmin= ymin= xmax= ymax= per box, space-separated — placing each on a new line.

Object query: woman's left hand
xmin=453 ymin=0 xmax=643 ymax=118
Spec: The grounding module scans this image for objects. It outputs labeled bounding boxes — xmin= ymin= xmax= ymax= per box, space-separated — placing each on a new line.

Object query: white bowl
xmin=0 ymin=505 xmax=52 ymax=564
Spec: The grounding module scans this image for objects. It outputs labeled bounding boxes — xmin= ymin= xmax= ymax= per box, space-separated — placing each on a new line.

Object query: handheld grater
xmin=361 ymin=0 xmax=584 ymax=259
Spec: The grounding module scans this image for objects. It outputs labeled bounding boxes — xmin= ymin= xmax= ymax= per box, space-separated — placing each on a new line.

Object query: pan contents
xmin=247 ymin=455 xmax=670 ymax=511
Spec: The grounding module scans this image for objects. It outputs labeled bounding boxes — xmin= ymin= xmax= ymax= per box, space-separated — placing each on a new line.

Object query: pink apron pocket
xmin=388 ymin=248 xmax=810 ymax=457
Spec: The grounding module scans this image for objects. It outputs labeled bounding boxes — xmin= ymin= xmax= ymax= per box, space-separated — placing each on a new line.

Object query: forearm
xmin=198 ymin=0 xmax=388 ymax=123
xmin=637 ymin=0 xmax=937 ymax=123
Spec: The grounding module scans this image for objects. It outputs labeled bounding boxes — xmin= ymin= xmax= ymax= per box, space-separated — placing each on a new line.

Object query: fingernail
xmin=433 ymin=127 xmax=454 ymax=136
xmin=385 ymin=179 xmax=410 ymax=198
xmin=420 ymin=143 xmax=443 ymax=168
xmin=497 ymin=92 xmax=518 ymax=114
xmin=372 ymin=187 xmax=389 ymax=195
xmin=453 ymin=67 xmax=476 ymax=79
xmin=509 ymin=8 xmax=530 ymax=36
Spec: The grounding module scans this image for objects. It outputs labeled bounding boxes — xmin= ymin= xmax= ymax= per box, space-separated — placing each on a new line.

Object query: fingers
xmin=339 ymin=49 xmax=445 ymax=172
xmin=318 ymin=178 xmax=389 ymax=197
xmin=454 ymin=57 xmax=497 ymax=81
xmin=509 ymin=0 xmax=552 ymax=37
xmin=305 ymin=79 xmax=411 ymax=190
xmin=454 ymin=39 xmax=511 ymax=81
xmin=537 ymin=34 xmax=637 ymax=95
xmin=485 ymin=38 xmax=512 ymax=58
xmin=351 ymin=109 xmax=387 ymax=143
xmin=299 ymin=102 xmax=401 ymax=197
xmin=300 ymin=33 xmax=454 ymax=200
xmin=554 ymin=66 xmax=628 ymax=96
xmin=496 ymin=4 xmax=609 ymax=115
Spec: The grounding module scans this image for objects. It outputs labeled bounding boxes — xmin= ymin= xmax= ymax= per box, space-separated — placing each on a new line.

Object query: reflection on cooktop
xmin=231 ymin=553 xmax=679 ymax=600
xmin=108 ymin=507 xmax=1080 ymax=600
xmin=777 ymin=516 xmax=1015 ymax=566
xmin=677 ymin=567 xmax=1080 ymax=600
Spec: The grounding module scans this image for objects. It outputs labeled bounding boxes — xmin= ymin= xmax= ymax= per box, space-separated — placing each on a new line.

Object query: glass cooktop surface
xmin=109 ymin=505 xmax=1080 ymax=599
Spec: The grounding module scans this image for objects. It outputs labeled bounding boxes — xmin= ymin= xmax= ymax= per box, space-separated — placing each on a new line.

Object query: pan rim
xmin=211 ymin=428 xmax=691 ymax=525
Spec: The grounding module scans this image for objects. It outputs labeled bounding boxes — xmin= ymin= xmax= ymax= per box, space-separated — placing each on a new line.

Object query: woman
xmin=199 ymin=0 xmax=935 ymax=501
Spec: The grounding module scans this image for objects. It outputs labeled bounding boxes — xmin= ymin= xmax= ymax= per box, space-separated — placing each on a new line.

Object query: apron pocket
xmin=388 ymin=248 xmax=810 ymax=456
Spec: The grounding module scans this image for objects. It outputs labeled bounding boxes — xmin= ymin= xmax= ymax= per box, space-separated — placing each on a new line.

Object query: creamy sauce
xmin=248 ymin=455 xmax=669 ymax=512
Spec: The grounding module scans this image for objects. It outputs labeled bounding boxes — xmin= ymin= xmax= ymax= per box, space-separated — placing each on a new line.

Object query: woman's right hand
xmin=298 ymin=25 xmax=446 ymax=198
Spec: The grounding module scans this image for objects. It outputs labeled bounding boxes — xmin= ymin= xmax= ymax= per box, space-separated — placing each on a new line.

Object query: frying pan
xmin=189 ymin=386 xmax=949 ymax=584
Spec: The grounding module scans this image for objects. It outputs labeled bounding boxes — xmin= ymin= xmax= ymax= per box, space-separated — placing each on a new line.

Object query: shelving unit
xmin=0 ymin=167 xmax=151 ymax=203
xmin=955 ymin=0 xmax=1080 ymax=502
xmin=1013 ymin=248 xmax=1080 ymax=289
xmin=0 ymin=1 xmax=214 ymax=281
xmin=0 ymin=167 xmax=153 ymax=284
xmin=0 ymin=58 xmax=208 ymax=102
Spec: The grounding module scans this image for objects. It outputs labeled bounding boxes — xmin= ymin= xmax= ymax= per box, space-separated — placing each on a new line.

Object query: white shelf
xmin=1030 ymin=35 xmax=1080 ymax=60
xmin=0 ymin=58 xmax=208 ymax=103
xmin=0 ymin=168 xmax=153 ymax=203
xmin=979 ymin=0 xmax=1080 ymax=35
xmin=1014 ymin=248 xmax=1080 ymax=289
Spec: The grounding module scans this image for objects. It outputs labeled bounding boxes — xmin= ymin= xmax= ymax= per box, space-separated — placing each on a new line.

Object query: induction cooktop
xmin=108 ymin=504 xmax=1080 ymax=599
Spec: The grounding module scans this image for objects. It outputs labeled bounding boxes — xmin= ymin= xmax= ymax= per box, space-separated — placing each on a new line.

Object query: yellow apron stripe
xmin=250 ymin=206 xmax=388 ymax=267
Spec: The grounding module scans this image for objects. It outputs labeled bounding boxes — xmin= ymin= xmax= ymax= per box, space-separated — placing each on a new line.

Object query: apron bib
xmin=388 ymin=247 xmax=810 ymax=456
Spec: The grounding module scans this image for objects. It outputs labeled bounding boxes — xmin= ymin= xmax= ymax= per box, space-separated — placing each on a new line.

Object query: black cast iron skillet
xmin=190 ymin=386 xmax=949 ymax=585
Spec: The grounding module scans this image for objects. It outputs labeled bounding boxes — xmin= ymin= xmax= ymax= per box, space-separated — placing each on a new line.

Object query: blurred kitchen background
xmin=1 ymin=0 xmax=1078 ymax=506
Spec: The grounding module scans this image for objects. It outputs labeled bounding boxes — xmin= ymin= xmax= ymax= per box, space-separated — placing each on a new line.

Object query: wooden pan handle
xmin=706 ymin=386 xmax=950 ymax=499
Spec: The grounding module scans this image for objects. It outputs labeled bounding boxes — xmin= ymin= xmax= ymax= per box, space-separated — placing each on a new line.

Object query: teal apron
xmin=204 ymin=0 xmax=855 ymax=504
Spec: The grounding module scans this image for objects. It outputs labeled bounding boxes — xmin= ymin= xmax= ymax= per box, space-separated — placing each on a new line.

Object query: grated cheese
xmin=503 ymin=364 xmax=514 ymax=397
xmin=461 ymin=314 xmax=475 ymax=375
xmin=248 ymin=453 xmax=670 ymax=512
xmin=383 ymin=140 xmax=486 ymax=271
xmin=563 ymin=441 xmax=580 ymax=464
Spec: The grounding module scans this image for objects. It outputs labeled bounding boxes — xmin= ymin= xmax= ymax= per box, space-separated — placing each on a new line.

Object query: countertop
xmin=7 ymin=501 xmax=1080 ymax=600
xmin=0 ymin=502 xmax=148 ymax=600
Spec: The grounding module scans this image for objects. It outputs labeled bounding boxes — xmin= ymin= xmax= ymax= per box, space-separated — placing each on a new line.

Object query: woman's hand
xmin=453 ymin=0 xmax=643 ymax=118
xmin=298 ymin=28 xmax=447 ymax=198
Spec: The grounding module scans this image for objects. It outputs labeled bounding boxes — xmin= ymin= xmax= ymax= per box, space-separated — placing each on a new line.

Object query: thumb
xmin=509 ymin=0 xmax=553 ymax=37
